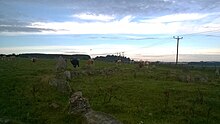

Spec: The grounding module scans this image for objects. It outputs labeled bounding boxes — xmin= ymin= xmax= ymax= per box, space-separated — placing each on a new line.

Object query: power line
xmin=119 ymin=40 xmax=172 ymax=55
xmin=91 ymin=40 xmax=172 ymax=57
xmin=180 ymin=29 xmax=220 ymax=36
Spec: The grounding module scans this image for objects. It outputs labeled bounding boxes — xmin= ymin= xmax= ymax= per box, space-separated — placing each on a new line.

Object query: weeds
xmin=161 ymin=90 xmax=170 ymax=114
xmin=96 ymin=85 xmax=123 ymax=104
xmin=196 ymin=88 xmax=204 ymax=105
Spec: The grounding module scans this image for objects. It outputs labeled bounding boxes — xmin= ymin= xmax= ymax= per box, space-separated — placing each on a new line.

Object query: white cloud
xmin=28 ymin=17 xmax=178 ymax=34
xmin=1 ymin=13 xmax=218 ymax=35
xmin=180 ymin=47 xmax=220 ymax=55
xmin=72 ymin=13 xmax=115 ymax=21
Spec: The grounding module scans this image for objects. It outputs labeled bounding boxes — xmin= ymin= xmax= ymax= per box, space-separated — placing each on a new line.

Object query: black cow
xmin=71 ymin=58 xmax=79 ymax=68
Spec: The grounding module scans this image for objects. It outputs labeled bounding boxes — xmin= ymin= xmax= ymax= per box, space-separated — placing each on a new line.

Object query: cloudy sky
xmin=0 ymin=0 xmax=220 ymax=61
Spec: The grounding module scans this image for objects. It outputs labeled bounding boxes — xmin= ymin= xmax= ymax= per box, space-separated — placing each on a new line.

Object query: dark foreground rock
xmin=69 ymin=91 xmax=122 ymax=124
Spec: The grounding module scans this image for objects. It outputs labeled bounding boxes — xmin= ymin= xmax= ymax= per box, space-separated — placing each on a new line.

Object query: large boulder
xmin=69 ymin=91 xmax=91 ymax=114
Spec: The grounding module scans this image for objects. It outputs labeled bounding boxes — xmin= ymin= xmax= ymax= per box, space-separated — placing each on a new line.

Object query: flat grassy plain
xmin=0 ymin=58 xmax=220 ymax=124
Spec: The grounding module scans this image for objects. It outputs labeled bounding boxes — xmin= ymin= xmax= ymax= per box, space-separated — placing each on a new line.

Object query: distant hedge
xmin=94 ymin=55 xmax=132 ymax=63
xmin=18 ymin=53 xmax=91 ymax=60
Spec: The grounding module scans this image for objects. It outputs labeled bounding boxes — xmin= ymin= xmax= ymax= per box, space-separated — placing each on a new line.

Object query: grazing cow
xmin=1 ymin=56 xmax=7 ymax=60
xmin=144 ymin=61 xmax=150 ymax=68
xmin=138 ymin=61 xmax=150 ymax=68
xmin=115 ymin=59 xmax=122 ymax=64
xmin=87 ymin=59 xmax=94 ymax=66
xmin=71 ymin=58 xmax=79 ymax=68
xmin=145 ymin=61 xmax=150 ymax=65
xmin=31 ymin=58 xmax=36 ymax=62
xmin=129 ymin=60 xmax=135 ymax=64
xmin=9 ymin=56 xmax=16 ymax=60
xmin=138 ymin=61 xmax=145 ymax=68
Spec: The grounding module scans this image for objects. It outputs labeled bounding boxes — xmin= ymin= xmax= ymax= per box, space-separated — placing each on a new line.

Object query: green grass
xmin=0 ymin=58 xmax=220 ymax=124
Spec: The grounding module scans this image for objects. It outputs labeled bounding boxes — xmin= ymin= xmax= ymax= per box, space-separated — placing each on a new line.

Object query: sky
xmin=0 ymin=0 xmax=220 ymax=62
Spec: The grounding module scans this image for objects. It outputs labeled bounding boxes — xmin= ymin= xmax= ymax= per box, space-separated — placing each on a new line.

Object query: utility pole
xmin=173 ymin=36 xmax=183 ymax=65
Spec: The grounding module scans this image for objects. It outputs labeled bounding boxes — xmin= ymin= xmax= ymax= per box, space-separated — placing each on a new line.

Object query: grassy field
xmin=0 ymin=58 xmax=220 ymax=124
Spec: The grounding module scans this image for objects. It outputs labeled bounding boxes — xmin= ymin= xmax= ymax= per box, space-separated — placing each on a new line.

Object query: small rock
xmin=200 ymin=76 xmax=208 ymax=83
xmin=73 ymin=91 xmax=83 ymax=97
xmin=49 ymin=78 xmax=58 ymax=87
xmin=49 ymin=103 xmax=60 ymax=109
xmin=194 ymin=75 xmax=208 ymax=83
xmin=85 ymin=110 xmax=122 ymax=124
xmin=138 ymin=121 xmax=144 ymax=124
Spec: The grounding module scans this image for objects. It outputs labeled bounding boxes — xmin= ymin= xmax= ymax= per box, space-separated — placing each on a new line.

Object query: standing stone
xmin=49 ymin=56 xmax=70 ymax=93
xmin=56 ymin=56 xmax=67 ymax=72
xmin=49 ymin=77 xmax=70 ymax=93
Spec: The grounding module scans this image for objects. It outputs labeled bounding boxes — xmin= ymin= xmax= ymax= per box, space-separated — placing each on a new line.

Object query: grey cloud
xmin=87 ymin=35 xmax=157 ymax=40
xmin=0 ymin=0 xmax=220 ymax=33
xmin=2 ymin=1 xmax=220 ymax=17
xmin=0 ymin=25 xmax=56 ymax=32
xmin=87 ymin=35 xmax=122 ymax=40
xmin=0 ymin=19 xmax=29 ymax=27
xmin=70 ymin=0 xmax=220 ymax=17
xmin=64 ymin=51 xmax=86 ymax=54
xmin=69 ymin=0 xmax=175 ymax=17
xmin=0 ymin=0 xmax=59 ymax=33
xmin=0 ymin=18 xmax=58 ymax=33
xmin=2 ymin=0 xmax=220 ymax=17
